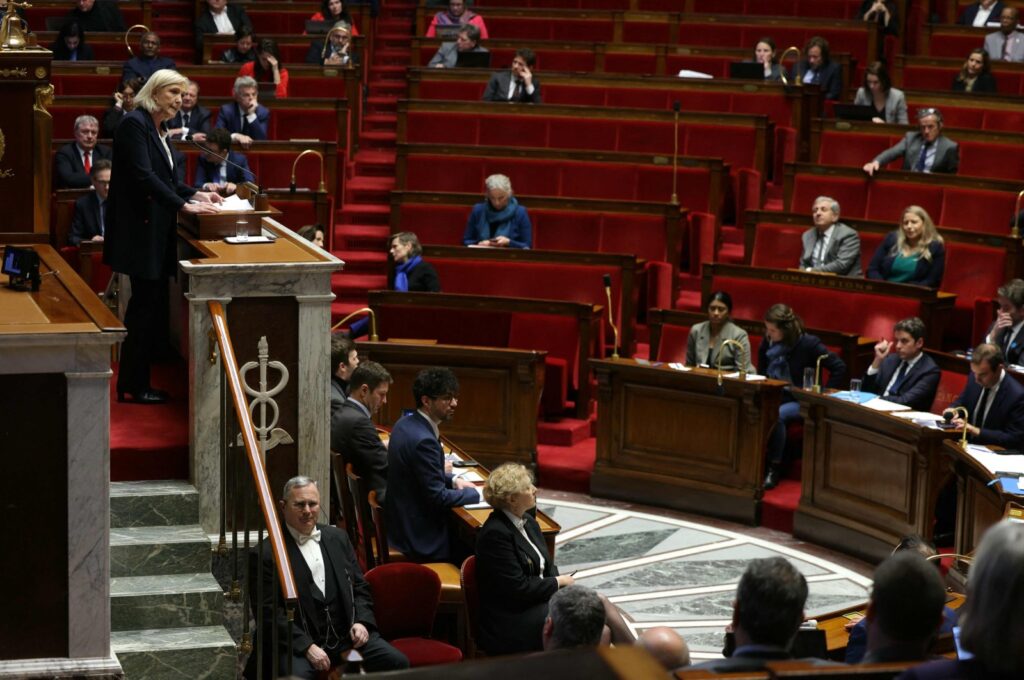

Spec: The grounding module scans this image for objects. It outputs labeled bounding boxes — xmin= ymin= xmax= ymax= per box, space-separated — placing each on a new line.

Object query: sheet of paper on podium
xmin=964 ymin=444 xmax=1024 ymax=476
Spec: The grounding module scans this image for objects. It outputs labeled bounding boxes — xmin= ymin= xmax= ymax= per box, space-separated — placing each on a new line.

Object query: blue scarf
xmin=484 ymin=196 xmax=519 ymax=239
xmin=394 ymin=256 xmax=421 ymax=292
xmin=765 ymin=342 xmax=791 ymax=383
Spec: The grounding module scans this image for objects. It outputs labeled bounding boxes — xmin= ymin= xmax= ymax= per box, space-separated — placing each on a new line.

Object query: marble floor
xmin=537 ymin=493 xmax=873 ymax=661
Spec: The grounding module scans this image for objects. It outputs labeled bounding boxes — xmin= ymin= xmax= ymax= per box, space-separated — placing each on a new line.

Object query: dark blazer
xmin=194 ymin=151 xmax=253 ymax=188
xmin=330 ymin=376 xmax=348 ymax=417
xmin=897 ymin=658 xmax=1018 ymax=680
xmin=691 ymin=646 xmax=794 ymax=672
xmin=304 ymin=41 xmax=360 ymax=67
xmin=69 ymin=192 xmax=105 ymax=245
xmin=791 ymin=60 xmax=842 ymax=100
xmin=101 ymin=106 xmax=125 ymax=139
xmin=986 ymin=320 xmax=1024 ymax=366
xmin=332 ymin=399 xmax=389 ymax=504
xmin=384 ymin=411 xmax=479 ymax=562
xmin=103 ymin=110 xmax=195 ymax=280
xmin=846 ymin=605 xmax=957 ymax=663
xmin=194 ymin=5 xmax=253 ymax=53
xmin=951 ymin=371 xmax=1024 ymax=447
xmin=65 ymin=2 xmax=125 ymax=32
xmin=50 ymin=41 xmax=95 ymax=61
xmin=482 ymin=70 xmax=542 ymax=103
xmin=53 ymin=142 xmax=112 ymax=189
xmin=866 ymin=232 xmax=946 ymax=288
xmin=862 ymin=352 xmax=941 ymax=411
xmin=387 ymin=260 xmax=441 ymax=292
xmin=758 ymin=333 xmax=848 ymax=392
xmin=170 ymin=106 xmax=213 ymax=139
xmin=952 ymin=72 xmax=998 ymax=92
xmin=122 ymin=55 xmax=176 ymax=83
xmin=958 ymin=0 xmax=1006 ymax=25
xmin=215 ymin=101 xmax=270 ymax=140
xmin=476 ymin=510 xmax=559 ymax=655
xmin=874 ymin=132 xmax=959 ymax=174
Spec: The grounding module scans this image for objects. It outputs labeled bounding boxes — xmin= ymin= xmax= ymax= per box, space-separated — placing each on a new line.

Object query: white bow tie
xmin=297 ymin=527 xmax=322 ymax=545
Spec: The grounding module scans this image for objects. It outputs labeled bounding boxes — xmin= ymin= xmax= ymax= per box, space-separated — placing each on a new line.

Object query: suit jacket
xmin=951 ymin=371 xmax=1024 ymax=447
xmin=215 ymin=101 xmax=270 ymax=140
xmin=482 ymin=70 xmax=542 ymax=103
xmin=384 ymin=411 xmax=479 ymax=562
xmin=170 ymin=106 xmax=213 ymax=139
xmin=304 ymin=41 xmax=360 ymax=67
xmin=387 ymin=260 xmax=441 ymax=292
xmin=691 ymin=646 xmax=794 ymax=672
xmin=791 ymin=60 xmax=842 ymax=100
xmin=103 ymin=110 xmax=195 ymax=280
xmin=758 ymin=333 xmax=848 ymax=392
xmin=194 ymin=5 xmax=252 ymax=53
xmin=332 ymin=399 xmax=389 ymax=504
xmin=874 ymin=132 xmax=959 ymax=174
xmin=799 ymin=222 xmax=863 ymax=276
xmin=69 ymin=192 xmax=105 ymax=245
xmin=194 ymin=151 xmax=253 ymax=188
xmin=122 ymin=55 xmax=177 ymax=83
xmin=866 ymin=231 xmax=946 ymax=288
xmin=685 ymin=320 xmax=756 ymax=372
xmin=952 ymin=71 xmax=998 ymax=92
xmin=476 ymin=510 xmax=559 ymax=655
xmin=986 ymin=320 xmax=1024 ymax=366
xmin=53 ymin=142 xmax=112 ymax=189
xmin=65 ymin=2 xmax=125 ymax=32
xmin=985 ymin=30 xmax=1024 ymax=62
xmin=853 ymin=86 xmax=909 ymax=124
xmin=898 ymin=658 xmax=1017 ymax=680
xmin=428 ymin=42 xmax=488 ymax=68
xmin=862 ymin=352 xmax=941 ymax=411
xmin=959 ymin=1 xmax=1006 ymax=25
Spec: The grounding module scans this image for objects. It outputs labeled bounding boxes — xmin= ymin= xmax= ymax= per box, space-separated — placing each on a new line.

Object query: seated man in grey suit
xmin=984 ymin=6 xmax=1024 ymax=62
xmin=482 ymin=48 xmax=541 ymax=103
xmin=799 ymin=196 xmax=863 ymax=277
xmin=691 ymin=557 xmax=817 ymax=672
xmin=331 ymin=361 xmax=391 ymax=504
xmin=863 ymin=108 xmax=959 ymax=175
xmin=428 ymin=24 xmax=487 ymax=68
xmin=863 ymin=317 xmax=941 ymax=411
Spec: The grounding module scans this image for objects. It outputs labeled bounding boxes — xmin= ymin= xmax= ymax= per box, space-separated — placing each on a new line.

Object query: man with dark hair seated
xmin=65 ymin=0 xmax=125 ymax=32
xmin=193 ymin=128 xmax=253 ymax=195
xmin=329 ymin=334 xmax=359 ymax=412
xmin=482 ymin=48 xmax=541 ymax=103
xmin=69 ymin=159 xmax=111 ymax=245
xmin=862 ymin=317 xmax=941 ymax=411
xmin=331 ymin=360 xmax=392 ymax=503
xmin=692 ymin=556 xmax=814 ymax=672
xmin=945 ymin=343 xmax=1024 ymax=447
xmin=542 ymin=586 xmax=607 ymax=651
xmin=122 ymin=31 xmax=176 ymax=83
xmin=428 ymin=24 xmax=487 ymax=68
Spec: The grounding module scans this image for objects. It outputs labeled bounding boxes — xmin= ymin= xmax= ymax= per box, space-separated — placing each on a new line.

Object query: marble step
xmin=111 ymin=480 xmax=199 ymax=528
xmin=112 ymin=626 xmax=236 ymax=680
xmin=111 ymin=525 xmax=211 ymax=577
xmin=111 ymin=573 xmax=225 ymax=632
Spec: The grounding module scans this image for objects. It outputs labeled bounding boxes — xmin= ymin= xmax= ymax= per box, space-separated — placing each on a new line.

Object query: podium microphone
xmin=603 ymin=274 xmax=620 ymax=360
xmin=290 ymin=149 xmax=327 ymax=194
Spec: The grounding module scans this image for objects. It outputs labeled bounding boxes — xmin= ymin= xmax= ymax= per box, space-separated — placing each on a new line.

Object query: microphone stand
xmin=290 ymin=149 xmax=327 ymax=193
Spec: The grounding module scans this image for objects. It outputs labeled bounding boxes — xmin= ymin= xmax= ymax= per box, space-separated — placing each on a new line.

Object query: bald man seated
xmin=639 ymin=627 xmax=690 ymax=671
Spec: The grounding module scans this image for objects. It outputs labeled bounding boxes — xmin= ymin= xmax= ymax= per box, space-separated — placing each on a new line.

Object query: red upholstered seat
xmin=940 ymin=187 xmax=1017 ymax=235
xmin=364 ymin=563 xmax=463 ymax=667
xmin=818 ymin=132 xmax=899 ymax=167
xmin=858 ymin=231 xmax=886 ymax=271
xmin=958 ymin=141 xmax=1024 ymax=181
xmin=789 ymin=175 xmax=868 ymax=216
xmin=459 ymin=556 xmax=482 ymax=657
xmin=509 ymin=313 xmax=577 ymax=414
xmin=943 ymin=242 xmax=1006 ymax=349
xmin=931 ymin=369 xmax=968 ymax=414
xmin=655 ymin=325 xmax=690 ymax=363
xmin=750 ymin=222 xmax=805 ymax=269
xmin=866 ymin=183 xmax=942 ymax=223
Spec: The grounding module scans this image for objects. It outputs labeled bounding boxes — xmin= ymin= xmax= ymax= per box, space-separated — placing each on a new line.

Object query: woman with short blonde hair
xmin=133 ymin=68 xmax=189 ymax=114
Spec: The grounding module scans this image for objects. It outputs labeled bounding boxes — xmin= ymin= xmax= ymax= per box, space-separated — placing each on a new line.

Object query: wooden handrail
xmin=207 ymin=300 xmax=298 ymax=604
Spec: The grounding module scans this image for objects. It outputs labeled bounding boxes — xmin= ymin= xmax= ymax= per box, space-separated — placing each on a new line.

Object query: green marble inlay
xmin=111 ymin=574 xmax=225 ymax=632
xmin=110 ymin=526 xmax=211 ymax=577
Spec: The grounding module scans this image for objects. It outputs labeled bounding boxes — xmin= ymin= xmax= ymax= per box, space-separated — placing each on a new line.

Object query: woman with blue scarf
xmin=757 ymin=304 xmax=846 ymax=490
xmin=462 ymin=174 xmax=533 ymax=249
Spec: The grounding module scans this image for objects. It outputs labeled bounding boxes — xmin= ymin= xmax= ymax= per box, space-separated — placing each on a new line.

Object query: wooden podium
xmin=590 ymin=359 xmax=786 ymax=524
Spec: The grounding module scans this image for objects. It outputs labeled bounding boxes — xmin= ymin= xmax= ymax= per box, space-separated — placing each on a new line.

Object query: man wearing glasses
xmin=384 ymin=367 xmax=480 ymax=563
xmin=863 ymin=108 xmax=959 ymax=176
xmin=69 ymin=159 xmax=111 ymax=245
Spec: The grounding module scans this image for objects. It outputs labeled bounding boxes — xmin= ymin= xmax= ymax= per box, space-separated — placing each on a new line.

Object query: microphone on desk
xmin=670 ymin=100 xmax=681 ymax=206
xmin=183 ymin=136 xmax=259 ymax=192
xmin=603 ymin=274 xmax=620 ymax=360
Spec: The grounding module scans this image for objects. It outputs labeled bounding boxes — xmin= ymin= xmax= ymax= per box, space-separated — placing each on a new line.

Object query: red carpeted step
xmin=345 ymin=175 xmax=395 ymax=204
xmin=336 ymin=223 xmax=390 ymax=248
xmin=331 ymin=272 xmax=388 ymax=297
xmin=353 ymin=149 xmax=397 ymax=176
xmin=359 ymin=130 xmax=397 ymax=150
xmin=110 ymin=361 xmax=189 ymax=481
xmin=674 ymin=289 xmax=701 ymax=311
xmin=332 ymin=300 xmax=376 ymax=326
xmin=337 ymin=203 xmax=390 ymax=225
xmin=365 ymin=96 xmax=398 ymax=115
xmin=371 ymin=65 xmax=408 ymax=81
xmin=721 ymin=225 xmax=743 ymax=245
xmin=364 ymin=113 xmax=397 ymax=133
xmin=339 ymin=250 xmax=388 ymax=274
xmin=718 ymin=243 xmax=744 ymax=263
xmin=538 ymin=417 xmax=592 ymax=447
xmin=537 ymin=439 xmax=595 ymax=494
xmin=764 ymin=197 xmax=785 ymax=211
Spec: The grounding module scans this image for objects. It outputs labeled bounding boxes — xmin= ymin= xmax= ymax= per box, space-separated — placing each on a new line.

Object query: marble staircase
xmin=109 ymin=481 xmax=236 ymax=679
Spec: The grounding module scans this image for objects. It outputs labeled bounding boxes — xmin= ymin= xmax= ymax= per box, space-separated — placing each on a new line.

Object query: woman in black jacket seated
xmin=758 ymin=304 xmax=846 ymax=489
xmin=51 ymin=21 xmax=95 ymax=61
xmin=348 ymin=231 xmax=439 ymax=337
xmin=867 ymin=205 xmax=945 ymax=288
xmin=952 ymin=48 xmax=998 ymax=93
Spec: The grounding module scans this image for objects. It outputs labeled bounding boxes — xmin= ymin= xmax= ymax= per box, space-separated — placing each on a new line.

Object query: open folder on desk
xmin=964 ymin=444 xmax=1024 ymax=478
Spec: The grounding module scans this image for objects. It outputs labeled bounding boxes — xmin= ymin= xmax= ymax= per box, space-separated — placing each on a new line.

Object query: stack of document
xmin=962 ymin=445 xmax=1024 ymax=497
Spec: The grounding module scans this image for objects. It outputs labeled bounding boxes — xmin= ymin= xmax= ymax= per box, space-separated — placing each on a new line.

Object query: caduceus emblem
xmin=238 ymin=335 xmax=294 ymax=459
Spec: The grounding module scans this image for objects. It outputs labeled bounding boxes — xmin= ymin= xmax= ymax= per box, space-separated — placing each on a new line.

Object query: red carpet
xmin=761 ymin=479 xmax=802 ymax=534
xmin=110 ymin=360 xmax=190 ymax=481
xmin=537 ymin=439 xmax=596 ymax=494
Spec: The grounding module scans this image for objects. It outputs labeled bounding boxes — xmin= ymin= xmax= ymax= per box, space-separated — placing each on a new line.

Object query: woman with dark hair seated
xmin=758 ymin=304 xmax=846 ymax=489
xmin=102 ymin=76 xmax=145 ymax=138
xmin=854 ymin=62 xmax=908 ymax=124
xmin=309 ymin=0 xmax=360 ymax=35
xmin=51 ymin=21 xmax=94 ymax=61
xmin=752 ymin=37 xmax=783 ymax=81
xmin=237 ymin=38 xmax=289 ymax=97
xmin=867 ymin=205 xmax=945 ymax=288
xmin=952 ymin=48 xmax=998 ymax=93
xmin=297 ymin=224 xmax=325 ymax=249
xmin=685 ymin=290 xmax=756 ymax=372
xmin=219 ymin=26 xmax=256 ymax=64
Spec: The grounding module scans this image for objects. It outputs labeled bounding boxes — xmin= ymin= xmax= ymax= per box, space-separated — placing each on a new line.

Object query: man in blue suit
xmin=384 ymin=367 xmax=480 ymax=562
xmin=946 ymin=343 xmax=1024 ymax=448
xmin=193 ymin=128 xmax=254 ymax=193
xmin=862 ymin=317 xmax=941 ymax=412
xmin=215 ymin=75 xmax=270 ymax=148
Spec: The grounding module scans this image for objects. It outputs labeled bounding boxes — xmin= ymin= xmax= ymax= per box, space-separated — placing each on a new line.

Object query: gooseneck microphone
xmin=603 ymin=274 xmax=620 ymax=360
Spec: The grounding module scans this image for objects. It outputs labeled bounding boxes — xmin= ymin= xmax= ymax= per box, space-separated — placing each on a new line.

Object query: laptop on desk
xmin=833 ymin=104 xmax=878 ymax=122
xmin=729 ymin=61 xmax=765 ymax=81
xmin=455 ymin=50 xmax=491 ymax=68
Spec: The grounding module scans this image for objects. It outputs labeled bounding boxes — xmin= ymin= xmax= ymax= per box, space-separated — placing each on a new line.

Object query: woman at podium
xmin=104 ymin=70 xmax=222 ymax=404
xmin=685 ymin=290 xmax=755 ymax=372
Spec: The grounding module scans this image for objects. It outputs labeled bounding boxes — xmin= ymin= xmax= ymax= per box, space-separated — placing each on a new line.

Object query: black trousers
xmin=118 ymin=275 xmax=168 ymax=393
xmin=285 ymin=632 xmax=409 ymax=678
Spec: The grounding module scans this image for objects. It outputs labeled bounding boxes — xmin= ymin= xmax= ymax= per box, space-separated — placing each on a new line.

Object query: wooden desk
xmin=590 ymin=358 xmax=786 ymax=525
xmin=942 ymin=440 xmax=1020 ymax=557
xmin=793 ymin=391 xmax=959 ymax=563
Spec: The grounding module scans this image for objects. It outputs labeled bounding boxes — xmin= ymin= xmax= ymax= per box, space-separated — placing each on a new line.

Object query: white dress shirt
xmin=211 ymin=9 xmax=234 ymax=33
xmin=286 ymin=524 xmax=326 ymax=596
xmin=866 ymin=351 xmax=925 ymax=396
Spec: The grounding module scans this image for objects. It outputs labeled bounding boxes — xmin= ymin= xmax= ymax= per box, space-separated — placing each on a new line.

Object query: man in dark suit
xmin=54 ymin=115 xmax=112 ymax=189
xmin=986 ymin=278 xmax=1024 ymax=366
xmin=863 ymin=317 xmax=941 ymax=411
xmin=331 ymin=361 xmax=391 ymax=504
xmin=193 ymin=128 xmax=254 ymax=192
xmin=122 ymin=31 xmax=176 ymax=83
xmin=864 ymin=108 xmax=959 ymax=175
xmin=799 ymin=196 xmax=862 ymax=276
xmin=64 ymin=0 xmax=125 ymax=32
xmin=959 ymin=0 xmax=1005 ymax=26
xmin=946 ymin=343 xmax=1024 ymax=447
xmin=541 ymin=586 xmax=606 ymax=651
xmin=428 ymin=24 xmax=487 ymax=68
xmin=384 ymin=367 xmax=480 ymax=562
xmin=254 ymin=477 xmax=408 ymax=678
xmin=482 ymin=48 xmax=541 ymax=103
xmin=68 ymin=159 xmax=111 ymax=245
xmin=691 ymin=557 xmax=812 ymax=672
xmin=169 ymin=80 xmax=212 ymax=141
xmin=195 ymin=0 xmax=253 ymax=56
xmin=330 ymin=335 xmax=359 ymax=416
xmin=790 ymin=36 xmax=842 ymax=100
xmin=215 ymin=76 xmax=270 ymax=147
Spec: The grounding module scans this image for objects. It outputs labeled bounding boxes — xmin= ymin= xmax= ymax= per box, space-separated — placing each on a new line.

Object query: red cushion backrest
xmin=730 ymin=92 xmax=795 ymax=129
xmin=418 ymin=80 xmax=483 ymax=102
xmin=460 ymin=556 xmax=480 ymax=645
xmin=818 ymin=132 xmax=897 ymax=167
xmin=684 ymin=125 xmax=757 ymax=170
xmin=927 ymin=105 xmax=986 ymax=130
xmin=866 ymin=183 xmax=943 ymax=223
xmin=365 ymin=563 xmax=440 ymax=638
xmin=931 ymin=369 xmax=967 ymax=413
xmin=655 ymin=324 xmax=691 ymax=362
xmin=940 ymin=187 xmax=1016 ymax=235
xmin=902 ymin=66 xmax=960 ymax=91
xmin=531 ymin=210 xmax=603 ymax=251
xmin=604 ymin=52 xmax=660 ymax=75
xmin=750 ymin=223 xmax=804 ymax=269
xmin=485 ymin=16 xmax=613 ymax=41
xmin=404 ymin=155 xmax=481 ymax=193
xmin=508 ymin=313 xmax=583 ymax=385
xmin=981 ymin=109 xmax=1024 ymax=132
xmin=376 ymin=304 xmax=512 ymax=347
xmin=405 ymin=111 xmax=478 ymax=144
xmin=599 ymin=214 xmax=671 ymax=262
xmin=789 ymin=175 xmax=868 ymax=216
xmin=662 ymin=55 xmax=731 ymax=79
xmin=397 ymin=205 xmax=470 ymax=244
xmin=924 ymin=33 xmax=982 ymax=58
xmin=541 ymin=85 xmax=608 ymax=107
xmin=943 ymin=242 xmax=1006 ymax=310
xmin=958 ymin=141 xmax=1024 ymax=181
xmin=858 ymin=230 xmax=887 ymax=269
xmin=478 ymin=116 xmax=549 ymax=147
xmin=605 ymin=87 xmax=673 ymax=109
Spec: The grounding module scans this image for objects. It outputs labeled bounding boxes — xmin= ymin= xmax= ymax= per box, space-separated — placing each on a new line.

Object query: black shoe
xmin=764 ymin=467 xmax=781 ymax=490
xmin=117 ymin=389 xmax=168 ymax=405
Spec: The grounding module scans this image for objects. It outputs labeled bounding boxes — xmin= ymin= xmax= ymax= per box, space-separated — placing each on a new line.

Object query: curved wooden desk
xmin=941 ymin=439 xmax=1021 ymax=557
xmin=590 ymin=359 xmax=786 ymax=525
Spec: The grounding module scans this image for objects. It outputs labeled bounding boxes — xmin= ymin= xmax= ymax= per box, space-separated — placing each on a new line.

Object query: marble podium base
xmin=0 ymin=654 xmax=123 ymax=679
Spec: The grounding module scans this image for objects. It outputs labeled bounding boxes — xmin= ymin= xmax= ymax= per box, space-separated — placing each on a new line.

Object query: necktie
xmin=914 ymin=142 xmax=931 ymax=172
xmin=83 ymin=150 xmax=91 ymax=174
xmin=887 ymin=361 xmax=909 ymax=396
xmin=296 ymin=527 xmax=322 ymax=545
xmin=511 ymin=80 xmax=522 ymax=101
xmin=813 ymin=231 xmax=826 ymax=267
xmin=99 ymin=201 xmax=105 ymax=235
xmin=182 ymin=111 xmax=190 ymax=128
xmin=1004 ymin=36 xmax=1013 ymax=61
xmin=973 ymin=388 xmax=992 ymax=427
